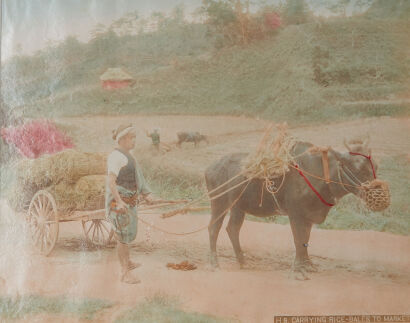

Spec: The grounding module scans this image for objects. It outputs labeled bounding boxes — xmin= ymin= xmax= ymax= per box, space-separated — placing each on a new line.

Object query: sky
xmin=1 ymin=0 xmax=205 ymax=61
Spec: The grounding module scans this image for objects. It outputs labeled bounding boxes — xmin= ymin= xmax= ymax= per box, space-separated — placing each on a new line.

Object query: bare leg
xmin=226 ymin=207 xmax=246 ymax=267
xmin=117 ymin=242 xmax=140 ymax=284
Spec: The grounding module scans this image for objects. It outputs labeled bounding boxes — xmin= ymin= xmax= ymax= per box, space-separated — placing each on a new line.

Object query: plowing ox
xmin=177 ymin=131 xmax=208 ymax=147
xmin=205 ymin=139 xmax=378 ymax=279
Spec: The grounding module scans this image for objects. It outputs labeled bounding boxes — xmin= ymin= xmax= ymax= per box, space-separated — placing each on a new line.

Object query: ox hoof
xmin=289 ymin=268 xmax=310 ymax=281
xmin=303 ymin=261 xmax=318 ymax=273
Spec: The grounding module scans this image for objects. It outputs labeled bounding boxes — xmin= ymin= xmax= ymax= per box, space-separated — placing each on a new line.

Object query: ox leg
xmin=208 ymin=203 xmax=228 ymax=268
xmin=289 ymin=215 xmax=316 ymax=280
xmin=226 ymin=207 xmax=246 ymax=268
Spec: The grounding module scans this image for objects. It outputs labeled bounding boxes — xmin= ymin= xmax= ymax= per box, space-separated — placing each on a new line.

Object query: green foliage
xmin=366 ymin=0 xmax=410 ymax=19
xmin=284 ymin=0 xmax=310 ymax=24
xmin=2 ymin=11 xmax=409 ymax=125
xmin=138 ymin=157 xmax=205 ymax=202
xmin=114 ymin=293 xmax=234 ymax=323
xmin=200 ymin=0 xmax=281 ymax=48
xmin=0 ymin=295 xmax=113 ymax=320
xmin=309 ymin=0 xmax=373 ymax=16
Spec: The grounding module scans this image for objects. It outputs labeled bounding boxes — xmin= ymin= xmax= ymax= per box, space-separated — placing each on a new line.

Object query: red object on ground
xmin=264 ymin=12 xmax=281 ymax=30
xmin=0 ymin=120 xmax=74 ymax=158
xmin=101 ymin=80 xmax=132 ymax=90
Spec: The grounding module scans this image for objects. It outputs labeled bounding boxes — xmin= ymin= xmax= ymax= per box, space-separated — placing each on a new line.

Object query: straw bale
xmin=74 ymin=175 xmax=106 ymax=211
xmin=16 ymin=150 xmax=107 ymax=189
xmin=46 ymin=182 xmax=79 ymax=213
xmin=243 ymin=123 xmax=296 ymax=179
xmin=10 ymin=150 xmax=107 ymax=212
xmin=44 ymin=175 xmax=106 ymax=213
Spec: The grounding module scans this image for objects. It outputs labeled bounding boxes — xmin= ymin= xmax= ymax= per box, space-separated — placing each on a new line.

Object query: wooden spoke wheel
xmin=27 ymin=190 xmax=59 ymax=256
xmin=82 ymin=219 xmax=114 ymax=247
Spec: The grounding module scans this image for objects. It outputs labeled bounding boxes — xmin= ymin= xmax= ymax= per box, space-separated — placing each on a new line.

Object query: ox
xmin=177 ymin=131 xmax=208 ymax=147
xmin=205 ymin=139 xmax=377 ymax=279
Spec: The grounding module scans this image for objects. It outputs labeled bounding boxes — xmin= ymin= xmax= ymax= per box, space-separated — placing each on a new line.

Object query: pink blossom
xmin=1 ymin=120 xmax=74 ymax=158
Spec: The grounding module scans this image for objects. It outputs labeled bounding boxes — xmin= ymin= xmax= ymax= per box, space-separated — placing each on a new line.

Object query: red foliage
xmin=264 ymin=12 xmax=282 ymax=30
xmin=0 ymin=120 xmax=74 ymax=159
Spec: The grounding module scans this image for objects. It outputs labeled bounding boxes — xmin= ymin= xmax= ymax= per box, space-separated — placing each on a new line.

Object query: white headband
xmin=116 ymin=126 xmax=135 ymax=143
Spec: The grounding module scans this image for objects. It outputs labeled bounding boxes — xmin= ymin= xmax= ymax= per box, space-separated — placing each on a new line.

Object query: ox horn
xmin=343 ymin=138 xmax=352 ymax=151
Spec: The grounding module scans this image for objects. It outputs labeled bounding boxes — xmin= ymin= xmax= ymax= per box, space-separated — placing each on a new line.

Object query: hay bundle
xmin=244 ymin=123 xmax=296 ymax=179
xmin=74 ymin=175 xmax=106 ymax=211
xmin=46 ymin=182 xmax=79 ymax=212
xmin=9 ymin=150 xmax=107 ymax=212
xmin=15 ymin=149 xmax=107 ymax=189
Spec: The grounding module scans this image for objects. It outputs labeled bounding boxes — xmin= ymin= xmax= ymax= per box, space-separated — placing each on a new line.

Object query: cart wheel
xmin=82 ymin=219 xmax=114 ymax=247
xmin=27 ymin=190 xmax=59 ymax=256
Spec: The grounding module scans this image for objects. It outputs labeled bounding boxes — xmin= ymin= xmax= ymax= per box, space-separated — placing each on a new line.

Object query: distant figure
xmin=146 ymin=129 xmax=160 ymax=151
xmin=177 ymin=131 xmax=208 ymax=148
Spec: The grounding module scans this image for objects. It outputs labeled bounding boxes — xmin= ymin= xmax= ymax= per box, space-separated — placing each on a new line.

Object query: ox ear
xmin=343 ymin=138 xmax=352 ymax=151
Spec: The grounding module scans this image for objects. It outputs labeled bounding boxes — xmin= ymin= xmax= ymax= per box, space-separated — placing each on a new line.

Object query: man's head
xmin=113 ymin=124 xmax=136 ymax=150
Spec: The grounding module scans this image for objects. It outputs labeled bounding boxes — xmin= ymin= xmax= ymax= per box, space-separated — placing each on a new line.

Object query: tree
xmin=366 ymin=0 xmax=410 ymax=19
xmin=201 ymin=0 xmax=280 ymax=47
xmin=284 ymin=0 xmax=309 ymax=24
xmin=309 ymin=0 xmax=373 ymax=16
xmin=110 ymin=11 xmax=140 ymax=36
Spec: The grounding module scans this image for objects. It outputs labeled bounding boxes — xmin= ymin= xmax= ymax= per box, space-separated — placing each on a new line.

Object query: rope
xmin=337 ymin=164 xmax=353 ymax=194
xmin=137 ymin=143 xmax=369 ymax=235
xmin=293 ymin=164 xmax=334 ymax=207
xmin=265 ymin=166 xmax=287 ymax=194
xmin=349 ymin=152 xmax=376 ymax=179
xmin=169 ymin=166 xmax=252 ymax=211
xmin=138 ymin=177 xmax=252 ymax=236
xmin=288 ymin=164 xmax=363 ymax=189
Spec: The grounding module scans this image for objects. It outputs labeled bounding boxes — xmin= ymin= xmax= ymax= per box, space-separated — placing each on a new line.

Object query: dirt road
xmin=1 ymin=200 xmax=409 ymax=322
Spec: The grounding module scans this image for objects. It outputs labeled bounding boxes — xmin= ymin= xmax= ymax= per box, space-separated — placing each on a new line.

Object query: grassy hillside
xmin=2 ymin=15 xmax=408 ymax=124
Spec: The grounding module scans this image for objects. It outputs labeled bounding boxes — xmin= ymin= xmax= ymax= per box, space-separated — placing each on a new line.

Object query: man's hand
xmin=143 ymin=194 xmax=154 ymax=205
xmin=116 ymin=199 xmax=128 ymax=212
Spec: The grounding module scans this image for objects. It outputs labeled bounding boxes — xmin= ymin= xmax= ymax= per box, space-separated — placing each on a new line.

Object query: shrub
xmin=1 ymin=120 xmax=74 ymax=158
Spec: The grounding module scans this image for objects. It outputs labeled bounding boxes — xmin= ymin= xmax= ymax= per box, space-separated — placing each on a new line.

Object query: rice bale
xmin=74 ymin=175 xmax=106 ymax=211
xmin=16 ymin=150 xmax=107 ymax=189
xmin=10 ymin=150 xmax=107 ymax=212
xmin=46 ymin=182 xmax=79 ymax=213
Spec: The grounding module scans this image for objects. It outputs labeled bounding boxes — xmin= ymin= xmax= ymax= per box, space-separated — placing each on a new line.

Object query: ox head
xmin=333 ymin=136 xmax=378 ymax=196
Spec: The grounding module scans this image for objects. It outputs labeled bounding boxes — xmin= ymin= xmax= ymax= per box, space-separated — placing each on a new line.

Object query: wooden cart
xmin=26 ymin=189 xmax=114 ymax=256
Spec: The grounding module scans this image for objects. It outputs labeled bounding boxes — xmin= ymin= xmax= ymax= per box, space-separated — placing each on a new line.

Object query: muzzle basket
xmin=360 ymin=180 xmax=390 ymax=212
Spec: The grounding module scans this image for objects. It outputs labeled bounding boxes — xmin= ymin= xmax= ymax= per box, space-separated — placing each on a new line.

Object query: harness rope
xmin=138 ymin=178 xmax=252 ymax=236
xmin=137 ymin=149 xmax=375 ymax=236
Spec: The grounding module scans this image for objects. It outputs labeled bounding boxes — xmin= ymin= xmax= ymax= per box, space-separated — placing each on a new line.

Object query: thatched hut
xmin=100 ymin=68 xmax=134 ymax=90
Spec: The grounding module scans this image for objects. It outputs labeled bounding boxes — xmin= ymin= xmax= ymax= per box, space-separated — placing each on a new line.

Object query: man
xmin=106 ymin=123 xmax=153 ymax=284
xmin=146 ymin=128 xmax=160 ymax=151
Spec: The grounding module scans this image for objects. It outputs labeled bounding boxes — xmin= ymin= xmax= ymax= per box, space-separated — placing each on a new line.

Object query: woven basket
xmin=361 ymin=180 xmax=390 ymax=212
